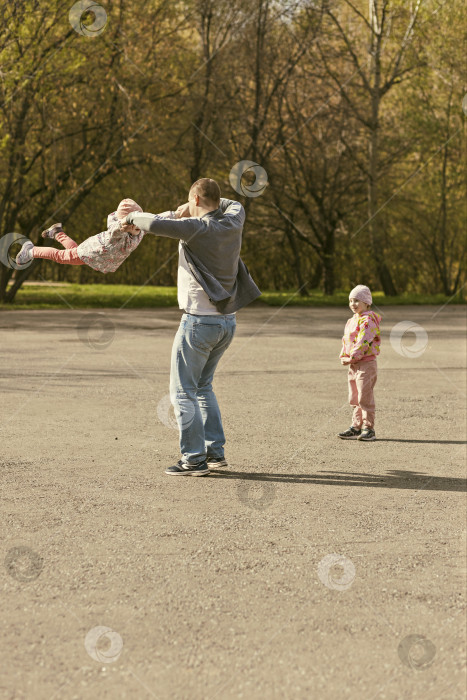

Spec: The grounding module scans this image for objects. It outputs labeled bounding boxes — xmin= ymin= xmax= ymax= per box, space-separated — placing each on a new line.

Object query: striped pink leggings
xmin=33 ymin=232 xmax=84 ymax=265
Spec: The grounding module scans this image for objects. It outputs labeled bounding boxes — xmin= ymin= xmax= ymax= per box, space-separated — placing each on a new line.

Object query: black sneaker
xmin=206 ymin=457 xmax=228 ymax=468
xmin=338 ymin=426 xmax=362 ymax=440
xmin=41 ymin=223 xmax=63 ymax=239
xmin=358 ymin=428 xmax=376 ymax=441
xmin=165 ymin=460 xmax=210 ymax=476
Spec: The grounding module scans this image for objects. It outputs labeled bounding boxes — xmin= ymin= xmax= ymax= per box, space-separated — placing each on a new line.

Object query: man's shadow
xmin=209 ymin=468 xmax=467 ymax=492
xmin=377 ymin=439 xmax=466 ymax=445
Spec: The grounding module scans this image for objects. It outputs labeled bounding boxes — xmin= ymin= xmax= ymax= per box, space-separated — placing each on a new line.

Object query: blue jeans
xmin=169 ymin=313 xmax=236 ymax=465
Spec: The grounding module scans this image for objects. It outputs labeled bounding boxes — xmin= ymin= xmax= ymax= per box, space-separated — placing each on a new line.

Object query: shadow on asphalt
xmin=209 ymin=469 xmax=467 ymax=492
xmin=376 ymin=439 xmax=466 ymax=444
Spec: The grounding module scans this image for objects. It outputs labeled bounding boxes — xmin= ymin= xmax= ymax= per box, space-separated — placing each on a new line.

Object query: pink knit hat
xmin=349 ymin=285 xmax=372 ymax=306
xmin=116 ymin=198 xmax=142 ymax=220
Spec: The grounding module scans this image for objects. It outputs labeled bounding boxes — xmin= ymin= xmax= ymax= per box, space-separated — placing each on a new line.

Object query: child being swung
xmin=338 ymin=285 xmax=381 ymax=442
xmin=16 ymin=198 xmax=144 ymax=274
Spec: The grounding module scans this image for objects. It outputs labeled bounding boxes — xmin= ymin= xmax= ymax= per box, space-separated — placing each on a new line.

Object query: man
xmin=124 ymin=178 xmax=261 ymax=476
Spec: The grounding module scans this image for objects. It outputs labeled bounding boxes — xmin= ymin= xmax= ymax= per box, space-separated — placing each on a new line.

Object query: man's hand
xmin=119 ymin=220 xmax=139 ymax=235
xmin=175 ymin=202 xmax=190 ymax=219
xmin=119 ymin=220 xmax=135 ymax=233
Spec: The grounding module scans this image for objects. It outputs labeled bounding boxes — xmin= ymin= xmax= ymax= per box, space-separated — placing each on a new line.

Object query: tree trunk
xmin=3 ymin=262 xmax=38 ymax=303
xmin=367 ymin=118 xmax=397 ymax=295
xmin=0 ymin=266 xmax=12 ymax=302
xmin=310 ymin=261 xmax=323 ymax=289
xmin=366 ymin=3 xmax=397 ymax=296
xmin=323 ymin=253 xmax=335 ymax=295
xmin=285 ymin=225 xmax=308 ymax=295
xmin=376 ymin=260 xmax=397 ymax=297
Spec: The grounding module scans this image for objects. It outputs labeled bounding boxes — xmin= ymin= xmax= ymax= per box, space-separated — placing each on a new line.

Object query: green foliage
xmin=1 ymin=283 xmax=463 ymax=309
xmin=2 ymin=284 xmax=178 ymax=308
xmin=0 ymin=0 xmax=465 ymax=303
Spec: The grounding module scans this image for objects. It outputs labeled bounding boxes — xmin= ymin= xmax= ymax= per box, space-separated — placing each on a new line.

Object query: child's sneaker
xmin=338 ymin=426 xmax=361 ymax=439
xmin=358 ymin=428 xmax=376 ymax=441
xmin=41 ymin=223 xmax=63 ymax=239
xmin=15 ymin=241 xmax=34 ymax=266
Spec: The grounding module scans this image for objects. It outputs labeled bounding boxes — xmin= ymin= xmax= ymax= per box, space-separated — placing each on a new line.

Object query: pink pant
xmin=33 ymin=232 xmax=84 ymax=265
xmin=348 ymin=359 xmax=377 ymax=429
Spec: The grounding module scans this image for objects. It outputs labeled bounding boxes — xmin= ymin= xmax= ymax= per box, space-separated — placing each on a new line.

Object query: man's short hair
xmin=190 ymin=178 xmax=221 ymax=204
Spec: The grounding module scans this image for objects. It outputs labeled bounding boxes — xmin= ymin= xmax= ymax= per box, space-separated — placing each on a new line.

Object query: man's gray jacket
xmin=126 ymin=198 xmax=261 ymax=313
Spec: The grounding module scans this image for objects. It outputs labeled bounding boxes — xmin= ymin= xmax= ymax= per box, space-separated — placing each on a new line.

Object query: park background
xmin=1 ymin=3 xmax=466 ymax=698
xmin=0 ymin=0 xmax=465 ymax=308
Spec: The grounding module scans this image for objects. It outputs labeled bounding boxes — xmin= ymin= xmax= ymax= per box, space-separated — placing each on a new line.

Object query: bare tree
xmin=316 ymin=0 xmax=425 ymax=295
xmin=395 ymin=1 xmax=465 ymax=297
xmin=267 ymin=88 xmax=364 ymax=294
xmin=0 ymin=0 xmax=187 ymax=302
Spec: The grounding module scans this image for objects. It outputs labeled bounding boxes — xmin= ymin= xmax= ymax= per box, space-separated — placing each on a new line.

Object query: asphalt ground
xmin=1 ymin=304 xmax=466 ymax=699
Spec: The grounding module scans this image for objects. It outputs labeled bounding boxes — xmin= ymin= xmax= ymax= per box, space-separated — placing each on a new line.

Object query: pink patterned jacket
xmin=340 ymin=310 xmax=381 ymax=363
xmin=77 ymin=212 xmax=144 ymax=274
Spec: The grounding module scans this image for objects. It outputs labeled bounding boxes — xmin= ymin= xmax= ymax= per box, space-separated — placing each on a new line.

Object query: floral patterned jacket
xmin=77 ymin=212 xmax=144 ymax=273
xmin=340 ymin=310 xmax=381 ymax=363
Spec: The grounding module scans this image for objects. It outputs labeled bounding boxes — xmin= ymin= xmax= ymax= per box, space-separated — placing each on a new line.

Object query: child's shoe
xmin=41 ymin=223 xmax=63 ymax=239
xmin=338 ymin=426 xmax=361 ymax=439
xmin=15 ymin=241 xmax=34 ymax=266
xmin=358 ymin=428 xmax=376 ymax=441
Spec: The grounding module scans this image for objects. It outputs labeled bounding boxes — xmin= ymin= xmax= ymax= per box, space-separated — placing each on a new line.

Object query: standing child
xmin=15 ymin=198 xmax=144 ymax=274
xmin=338 ymin=285 xmax=381 ymax=441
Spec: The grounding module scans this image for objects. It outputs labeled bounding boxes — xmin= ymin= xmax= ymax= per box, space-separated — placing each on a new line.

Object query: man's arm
xmin=172 ymin=198 xmax=244 ymax=221
xmin=219 ymin=198 xmax=245 ymax=225
xmin=125 ymin=211 xmax=206 ymax=242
